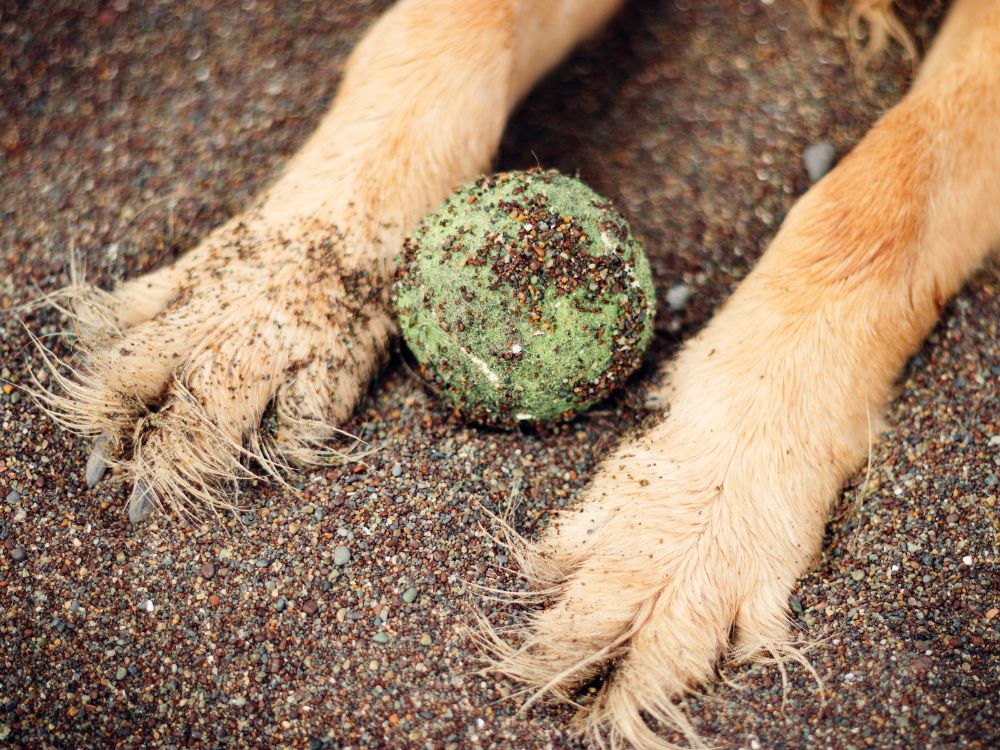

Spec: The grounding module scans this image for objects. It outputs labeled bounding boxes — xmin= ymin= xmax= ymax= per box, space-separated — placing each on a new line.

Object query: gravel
xmin=333 ymin=546 xmax=352 ymax=566
xmin=665 ymin=283 xmax=692 ymax=311
xmin=1 ymin=1 xmax=994 ymax=749
xmin=803 ymin=141 xmax=838 ymax=183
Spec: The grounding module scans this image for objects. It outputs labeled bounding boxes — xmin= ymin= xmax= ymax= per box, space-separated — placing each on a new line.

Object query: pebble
xmin=373 ymin=632 xmax=389 ymax=644
xmin=851 ymin=570 xmax=865 ymax=582
xmin=5 ymin=490 xmax=19 ymax=505
xmin=11 ymin=546 xmax=26 ymax=562
xmin=803 ymin=141 xmax=837 ymax=183
xmin=199 ymin=561 xmax=216 ymax=579
xmin=419 ymin=633 xmax=433 ymax=646
xmin=302 ymin=599 xmax=319 ymax=615
xmin=115 ymin=667 xmax=127 ymax=681
xmin=12 ymin=508 xmax=26 ymax=523
xmin=401 ymin=587 xmax=418 ymax=604
xmin=333 ymin=546 xmax=351 ymax=566
xmin=391 ymin=462 xmax=403 ymax=477
xmin=665 ymin=283 xmax=691 ymax=311
xmin=275 ymin=597 xmax=287 ymax=612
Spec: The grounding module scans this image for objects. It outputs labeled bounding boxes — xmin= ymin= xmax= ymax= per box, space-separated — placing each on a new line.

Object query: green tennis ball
xmin=393 ymin=169 xmax=656 ymax=427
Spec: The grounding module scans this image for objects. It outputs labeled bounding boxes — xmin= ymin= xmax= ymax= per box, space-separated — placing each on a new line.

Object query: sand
xmin=1 ymin=1 xmax=996 ymax=748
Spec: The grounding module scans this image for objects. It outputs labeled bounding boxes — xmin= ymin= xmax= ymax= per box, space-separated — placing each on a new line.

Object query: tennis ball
xmin=393 ymin=169 xmax=655 ymax=427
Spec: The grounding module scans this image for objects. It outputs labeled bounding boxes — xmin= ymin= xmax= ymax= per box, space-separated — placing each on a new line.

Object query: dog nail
xmin=85 ymin=435 xmax=109 ymax=488
xmin=128 ymin=479 xmax=156 ymax=524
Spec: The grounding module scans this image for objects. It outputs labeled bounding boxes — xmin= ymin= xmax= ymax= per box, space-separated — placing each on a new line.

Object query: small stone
xmin=419 ymin=633 xmax=432 ymax=646
xmin=788 ymin=595 xmax=804 ymax=615
xmin=391 ymin=462 xmax=403 ymax=477
xmin=275 ymin=597 xmax=287 ymax=612
xmin=401 ymin=587 xmax=418 ymax=604
xmin=302 ymin=599 xmax=319 ymax=615
xmin=373 ymin=632 xmax=389 ymax=644
xmin=334 ymin=546 xmax=351 ymax=566
xmin=199 ymin=561 xmax=216 ymax=579
xmin=368 ymin=659 xmax=379 ymax=672
xmin=12 ymin=508 xmax=26 ymax=523
xmin=5 ymin=490 xmax=20 ymax=505
xmin=230 ymin=696 xmax=246 ymax=707
xmin=986 ymin=608 xmax=998 ymax=621
xmin=10 ymin=546 xmax=26 ymax=562
xmin=803 ymin=141 xmax=837 ymax=183
xmin=851 ymin=570 xmax=865 ymax=582
xmin=115 ymin=667 xmax=127 ymax=681
xmin=665 ymin=283 xmax=691 ymax=311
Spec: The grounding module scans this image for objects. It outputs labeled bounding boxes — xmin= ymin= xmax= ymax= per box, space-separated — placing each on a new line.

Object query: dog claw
xmin=128 ymin=479 xmax=156 ymax=524
xmin=85 ymin=436 xmax=109 ymax=488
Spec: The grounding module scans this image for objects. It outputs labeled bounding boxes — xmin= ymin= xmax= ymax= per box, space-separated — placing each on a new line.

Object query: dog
xmin=31 ymin=0 xmax=999 ymax=748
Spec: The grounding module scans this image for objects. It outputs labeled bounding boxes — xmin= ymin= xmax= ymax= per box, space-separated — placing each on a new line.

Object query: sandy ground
xmin=1 ymin=1 xmax=997 ymax=748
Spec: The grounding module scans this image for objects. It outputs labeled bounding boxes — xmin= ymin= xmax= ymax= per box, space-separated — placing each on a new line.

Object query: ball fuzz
xmin=393 ymin=169 xmax=655 ymax=427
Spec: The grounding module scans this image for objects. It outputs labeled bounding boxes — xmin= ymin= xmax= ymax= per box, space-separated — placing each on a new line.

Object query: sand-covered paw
xmin=31 ymin=222 xmax=394 ymax=521
xmin=480 ymin=413 xmax=828 ymax=749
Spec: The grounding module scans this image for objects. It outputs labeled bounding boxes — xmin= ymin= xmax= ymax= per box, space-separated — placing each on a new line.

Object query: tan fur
xmin=805 ymin=0 xmax=919 ymax=65
xmin=32 ymin=0 xmax=999 ymax=747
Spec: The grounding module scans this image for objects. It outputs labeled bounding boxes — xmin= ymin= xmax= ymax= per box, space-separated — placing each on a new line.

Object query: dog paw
xmin=484 ymin=413 xmax=828 ymax=747
xmin=482 ymin=305 xmax=870 ymax=747
xmin=34 ymin=218 xmax=394 ymax=521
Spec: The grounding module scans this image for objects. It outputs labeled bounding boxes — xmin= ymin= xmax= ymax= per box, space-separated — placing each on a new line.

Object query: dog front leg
xmin=487 ymin=1 xmax=1000 ymax=747
xmin=48 ymin=0 xmax=625 ymax=519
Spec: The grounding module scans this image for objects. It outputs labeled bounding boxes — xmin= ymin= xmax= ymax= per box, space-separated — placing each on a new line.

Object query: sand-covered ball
xmin=393 ymin=169 xmax=655 ymax=427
